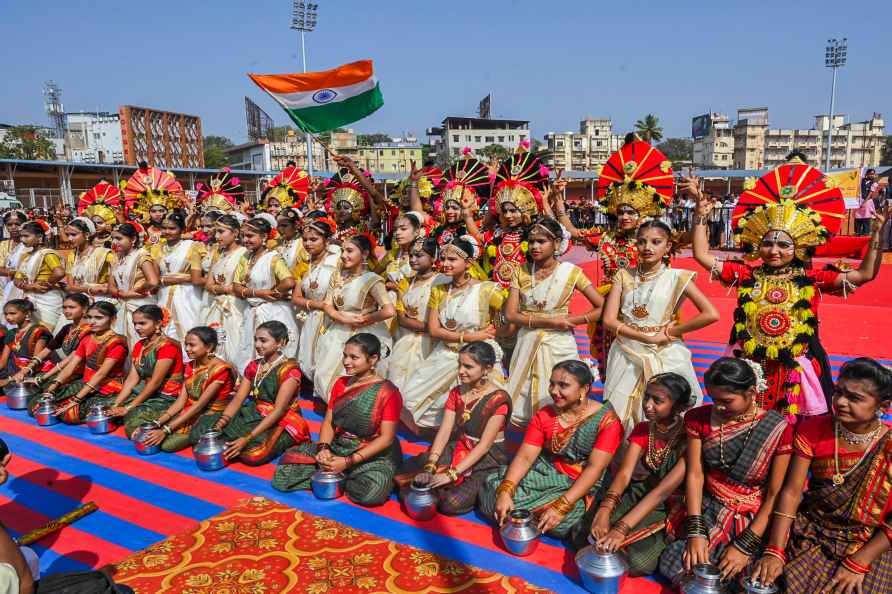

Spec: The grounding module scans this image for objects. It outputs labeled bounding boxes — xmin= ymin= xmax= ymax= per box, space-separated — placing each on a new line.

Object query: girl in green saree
xmin=273 ymin=332 xmax=403 ymax=507
xmin=108 ymin=305 xmax=184 ymax=438
xmin=397 ymin=340 xmax=511 ymax=515
xmin=583 ymin=372 xmax=693 ymax=576
xmin=480 ymin=360 xmax=622 ymax=540
xmin=138 ymin=326 xmax=237 ymax=453
xmin=207 ymin=320 xmax=307 ymax=466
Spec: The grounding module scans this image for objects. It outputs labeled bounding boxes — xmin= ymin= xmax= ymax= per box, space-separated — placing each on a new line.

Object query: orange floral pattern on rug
xmin=111 ymin=496 xmax=553 ymax=594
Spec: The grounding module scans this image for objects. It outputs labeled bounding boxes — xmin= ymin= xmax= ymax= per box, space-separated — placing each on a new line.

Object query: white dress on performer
xmin=236 ymin=250 xmax=300 ymax=364
xmin=111 ymin=248 xmax=157 ymax=348
xmin=156 ymin=240 xmax=206 ymax=344
xmin=204 ymin=246 xmax=249 ymax=371
xmin=313 ymin=271 xmax=393 ymax=402
xmin=506 ymin=261 xmax=591 ymax=427
xmin=401 ymin=281 xmax=506 ymax=431
xmin=296 ymin=245 xmax=340 ymax=384
xmin=386 ymin=273 xmax=450 ymax=391
xmin=603 ymin=266 xmax=703 ymax=434
xmin=17 ymin=248 xmax=64 ymax=331
xmin=0 ymin=240 xmax=27 ymax=325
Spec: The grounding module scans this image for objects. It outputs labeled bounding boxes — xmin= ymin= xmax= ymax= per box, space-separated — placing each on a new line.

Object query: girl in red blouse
xmin=480 ymin=360 xmax=622 ymax=540
xmin=659 ymin=357 xmax=794 ymax=585
xmin=49 ymin=301 xmax=129 ymax=423
xmin=752 ymin=358 xmax=892 ymax=594
xmin=140 ymin=326 xmax=237 ymax=452
xmin=398 ymin=341 xmax=511 ymax=515
xmin=587 ymin=372 xmax=693 ymax=576
xmin=110 ymin=305 xmax=185 ymax=437
xmin=273 ymin=333 xmax=403 ymax=507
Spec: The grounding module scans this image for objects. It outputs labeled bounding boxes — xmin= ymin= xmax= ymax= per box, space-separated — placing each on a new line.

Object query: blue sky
xmin=3 ymin=0 xmax=889 ymax=143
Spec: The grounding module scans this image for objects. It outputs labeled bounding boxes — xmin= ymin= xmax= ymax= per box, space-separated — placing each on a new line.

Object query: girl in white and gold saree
xmin=401 ymin=236 xmax=506 ymax=433
xmin=13 ymin=221 xmax=66 ymax=331
xmin=107 ymin=222 xmax=159 ymax=349
xmin=504 ymin=217 xmax=603 ymax=427
xmin=290 ymin=215 xmax=340 ymax=385
xmin=61 ymin=217 xmax=113 ymax=306
xmin=204 ymin=215 xmax=249 ymax=372
xmin=313 ymin=233 xmax=395 ymax=402
xmin=0 ymin=211 xmax=29 ymax=317
xmin=155 ymin=212 xmax=206 ymax=345
xmin=233 ymin=217 xmax=300 ymax=365
xmin=602 ymin=219 xmax=719 ymax=434
xmin=387 ymin=237 xmax=449 ymax=391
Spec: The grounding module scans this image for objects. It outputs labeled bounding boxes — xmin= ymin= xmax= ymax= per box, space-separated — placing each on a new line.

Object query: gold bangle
xmin=459 ymin=333 xmax=465 ymax=345
xmin=445 ymin=467 xmax=460 ymax=482
xmin=550 ymin=495 xmax=575 ymax=516
xmin=422 ymin=462 xmax=437 ymax=473
xmin=527 ymin=314 xmax=533 ymax=328
xmin=496 ymin=480 xmax=517 ymax=499
xmin=772 ymin=510 xmax=797 ymax=520
xmin=615 ymin=323 xmax=625 ymax=337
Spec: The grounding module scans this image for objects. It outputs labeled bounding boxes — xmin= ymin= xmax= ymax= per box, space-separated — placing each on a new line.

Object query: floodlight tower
xmin=43 ymin=81 xmax=65 ymax=139
xmin=823 ymin=38 xmax=847 ymax=170
xmin=290 ymin=1 xmax=319 ymax=176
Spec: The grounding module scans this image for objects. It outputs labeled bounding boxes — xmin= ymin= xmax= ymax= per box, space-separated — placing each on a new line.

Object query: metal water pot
xmin=6 ymin=382 xmax=37 ymax=410
xmin=682 ymin=564 xmax=727 ymax=594
xmin=132 ymin=422 xmax=161 ymax=456
xmin=85 ymin=402 xmax=114 ymax=434
xmin=310 ymin=470 xmax=345 ymax=499
xmin=575 ymin=545 xmax=629 ymax=594
xmin=500 ymin=509 xmax=540 ymax=556
xmin=34 ymin=395 xmax=59 ymax=427
xmin=740 ymin=577 xmax=778 ymax=594
xmin=405 ymin=478 xmax=437 ymax=521
xmin=193 ymin=430 xmax=226 ymax=471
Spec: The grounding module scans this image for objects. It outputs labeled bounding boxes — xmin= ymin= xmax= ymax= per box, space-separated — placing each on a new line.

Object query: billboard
xmin=245 ymin=97 xmax=274 ymax=142
xmin=478 ymin=94 xmax=491 ymax=119
xmin=692 ymin=114 xmax=711 ymax=138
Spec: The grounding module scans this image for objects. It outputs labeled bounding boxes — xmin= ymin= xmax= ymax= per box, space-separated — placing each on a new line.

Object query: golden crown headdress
xmin=262 ymin=163 xmax=309 ymax=210
xmin=493 ymin=145 xmax=549 ymax=220
xmin=122 ymin=163 xmax=185 ymax=220
xmin=732 ymin=156 xmax=845 ymax=261
xmin=78 ymin=181 xmax=122 ymax=226
xmin=196 ymin=168 xmax=244 ymax=212
xmin=324 ymin=167 xmax=371 ymax=219
xmin=596 ymin=138 xmax=673 ymax=217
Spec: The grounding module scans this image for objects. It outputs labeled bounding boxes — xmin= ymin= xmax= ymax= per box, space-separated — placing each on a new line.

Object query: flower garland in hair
xmin=742 ymin=358 xmax=769 ymax=393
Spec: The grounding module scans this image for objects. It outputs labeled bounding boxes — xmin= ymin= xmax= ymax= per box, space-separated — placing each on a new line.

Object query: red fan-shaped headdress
xmin=596 ymin=139 xmax=674 ymax=217
xmin=78 ymin=181 xmax=122 ymax=226
xmin=262 ymin=164 xmax=310 ymax=209
xmin=123 ymin=164 xmax=185 ymax=220
xmin=492 ymin=145 xmax=550 ymax=220
xmin=196 ymin=168 xmax=244 ymax=212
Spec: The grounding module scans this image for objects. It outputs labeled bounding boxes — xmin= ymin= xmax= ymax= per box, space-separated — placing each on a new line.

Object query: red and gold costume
xmin=324 ymin=168 xmax=372 ymax=243
xmin=122 ymin=165 xmax=186 ymax=246
xmin=261 ymin=164 xmax=309 ymax=211
xmin=431 ymin=156 xmax=488 ymax=247
xmin=195 ymin=168 xmax=244 ymax=214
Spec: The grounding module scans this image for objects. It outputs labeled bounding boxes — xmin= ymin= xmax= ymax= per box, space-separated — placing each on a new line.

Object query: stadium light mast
xmin=823 ymin=38 xmax=847 ymax=170
xmin=291 ymin=1 xmax=319 ymax=176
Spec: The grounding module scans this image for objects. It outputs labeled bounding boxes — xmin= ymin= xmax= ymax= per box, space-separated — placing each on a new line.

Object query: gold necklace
xmin=717 ymin=406 xmax=759 ymax=467
xmin=832 ymin=420 xmax=884 ymax=485
xmin=460 ymin=382 xmax=488 ymax=423
xmin=252 ymin=354 xmax=285 ymax=398
xmin=631 ymin=264 xmax=665 ymax=319
xmin=646 ymin=417 xmax=682 ymax=471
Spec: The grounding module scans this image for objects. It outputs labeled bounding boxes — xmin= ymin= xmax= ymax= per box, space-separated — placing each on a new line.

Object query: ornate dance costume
xmin=122 ymin=165 xmax=185 ymax=249
xmin=401 ymin=281 xmax=505 ymax=430
xmin=0 ymin=239 xmax=27 ymax=313
xmin=398 ymin=388 xmax=512 ymax=515
xmin=313 ymin=271 xmax=393 ymax=402
xmin=781 ymin=416 xmax=892 ymax=593
xmin=273 ymin=376 xmax=403 ymax=507
xmin=479 ymin=402 xmax=622 ymax=538
xmin=295 ymin=245 xmax=341 ymax=385
xmin=236 ymin=250 xmax=300 ymax=362
xmin=58 ymin=332 xmax=128 ymax=424
xmin=506 ymin=262 xmax=590 ymax=426
xmin=27 ymin=323 xmax=91 ymax=413
xmin=122 ymin=336 xmax=185 ymax=437
xmin=161 ymin=359 xmax=237 ymax=452
xmin=110 ymin=248 xmax=156 ymax=348
xmin=15 ymin=247 xmax=65 ymax=330
xmin=204 ymin=246 xmax=249 ymax=371
xmin=66 ymin=245 xmax=113 ymax=302
xmin=155 ymin=240 xmax=206 ymax=344
xmin=603 ymin=266 xmax=703 ymax=433
xmin=658 ymin=405 xmax=794 ymax=581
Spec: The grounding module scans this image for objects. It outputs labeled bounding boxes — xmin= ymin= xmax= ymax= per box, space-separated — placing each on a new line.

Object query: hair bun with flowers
xmin=459 ymin=234 xmax=481 ymax=260
xmin=742 ymin=358 xmax=769 ymax=393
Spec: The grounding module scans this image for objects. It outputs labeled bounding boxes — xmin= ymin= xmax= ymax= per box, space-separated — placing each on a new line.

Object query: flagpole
xmin=300 ymin=30 xmax=315 ymax=178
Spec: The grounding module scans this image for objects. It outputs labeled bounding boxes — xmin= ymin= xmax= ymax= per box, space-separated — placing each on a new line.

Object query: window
xmin=391 ymin=150 xmax=396 ymax=156
xmin=452 ymin=135 xmax=459 ymax=143
xmin=596 ymin=141 xmax=603 ymax=147
xmin=379 ymin=150 xmax=384 ymax=156
xmin=509 ymin=135 xmax=515 ymax=142
xmin=485 ymin=136 xmax=494 ymax=143
xmin=498 ymin=136 xmax=505 ymax=142
xmin=465 ymin=135 xmax=471 ymax=142
xmin=594 ymin=129 xmax=600 ymax=136
xmin=474 ymin=136 xmax=482 ymax=143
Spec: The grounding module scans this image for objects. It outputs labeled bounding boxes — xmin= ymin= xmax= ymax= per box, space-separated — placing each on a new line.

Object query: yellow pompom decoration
xmin=787 ymin=403 xmax=799 ymax=415
xmin=792 ymin=383 xmax=801 ymax=395
xmin=742 ymin=301 xmax=758 ymax=316
xmin=739 ymin=287 xmax=753 ymax=297
xmin=735 ymin=322 xmax=746 ymax=333
xmin=486 ymin=245 xmax=497 ymax=258
xmin=743 ymin=339 xmax=757 ymax=354
xmin=766 ymin=345 xmax=779 ymax=359
xmin=520 ymin=241 xmax=528 ymax=253
xmin=800 ymin=286 xmax=815 ymax=301
xmin=791 ymin=343 xmax=804 ymax=356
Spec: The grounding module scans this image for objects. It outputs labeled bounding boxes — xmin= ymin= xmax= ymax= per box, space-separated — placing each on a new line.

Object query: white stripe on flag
xmin=271 ymin=77 xmax=377 ymax=110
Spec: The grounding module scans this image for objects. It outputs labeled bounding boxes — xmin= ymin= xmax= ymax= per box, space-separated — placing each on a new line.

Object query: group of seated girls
xmin=6 ymin=292 xmax=891 ymax=594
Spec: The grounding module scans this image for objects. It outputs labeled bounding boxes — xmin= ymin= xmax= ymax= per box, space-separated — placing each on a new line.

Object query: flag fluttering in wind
xmin=248 ymin=60 xmax=383 ymax=134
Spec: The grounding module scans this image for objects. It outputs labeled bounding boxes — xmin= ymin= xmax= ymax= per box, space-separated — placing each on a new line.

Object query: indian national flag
xmin=248 ymin=60 xmax=384 ymax=134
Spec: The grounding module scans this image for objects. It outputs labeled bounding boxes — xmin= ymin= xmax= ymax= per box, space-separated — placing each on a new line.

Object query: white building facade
xmin=64 ymin=112 xmax=124 ymax=164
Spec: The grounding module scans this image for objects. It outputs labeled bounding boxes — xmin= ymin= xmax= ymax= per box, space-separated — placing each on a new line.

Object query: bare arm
xmin=685 ymin=176 xmax=718 ymax=273
xmin=668 ymin=280 xmax=720 ymax=338
xmin=837 ymin=205 xmax=889 ymax=286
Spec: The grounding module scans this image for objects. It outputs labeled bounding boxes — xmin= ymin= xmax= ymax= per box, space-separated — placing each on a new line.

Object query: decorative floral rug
xmin=110 ymin=496 xmax=552 ymax=593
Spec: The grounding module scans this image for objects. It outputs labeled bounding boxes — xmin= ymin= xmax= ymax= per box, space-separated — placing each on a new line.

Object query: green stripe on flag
xmin=285 ymin=83 xmax=384 ymax=134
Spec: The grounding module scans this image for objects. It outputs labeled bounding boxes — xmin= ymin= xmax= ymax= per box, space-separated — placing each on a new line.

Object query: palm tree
xmin=634 ymin=115 xmax=664 ymax=144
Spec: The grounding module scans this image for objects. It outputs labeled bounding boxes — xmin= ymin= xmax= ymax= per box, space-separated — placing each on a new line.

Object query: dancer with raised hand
xmin=659 ymin=357 xmax=793 ymax=585
xmin=504 ymin=216 xmax=603 ymax=426
xmin=139 ymin=326 xmax=237 ymax=453
xmin=602 ymin=219 xmax=717 ymax=434
xmin=210 ymin=321 xmax=307 ymax=466
xmin=582 ymin=372 xmax=693 ymax=576
xmin=273 ymin=333 xmax=402 ymax=507
xmin=401 ymin=235 xmax=505 ymax=433
xmin=397 ymin=341 xmax=510 ymax=515
xmin=751 ymin=358 xmax=892 ymax=594
xmin=687 ymin=153 xmax=887 ymax=418
xmin=480 ymin=361 xmax=622 ymax=540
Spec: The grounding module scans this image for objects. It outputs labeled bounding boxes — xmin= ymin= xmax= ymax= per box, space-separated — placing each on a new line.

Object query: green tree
xmin=881 ymin=135 xmax=892 ymax=166
xmin=0 ymin=126 xmax=56 ymax=160
xmin=634 ymin=114 xmax=664 ymax=143
xmin=477 ymin=144 xmax=510 ymax=161
xmin=203 ymin=135 xmax=233 ymax=168
xmin=656 ymin=138 xmax=693 ymax=163
xmin=357 ymin=133 xmax=392 ymax=146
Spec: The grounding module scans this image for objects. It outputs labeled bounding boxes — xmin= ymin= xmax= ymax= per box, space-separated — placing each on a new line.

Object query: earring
xmin=877 ymin=409 xmax=884 ymax=419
